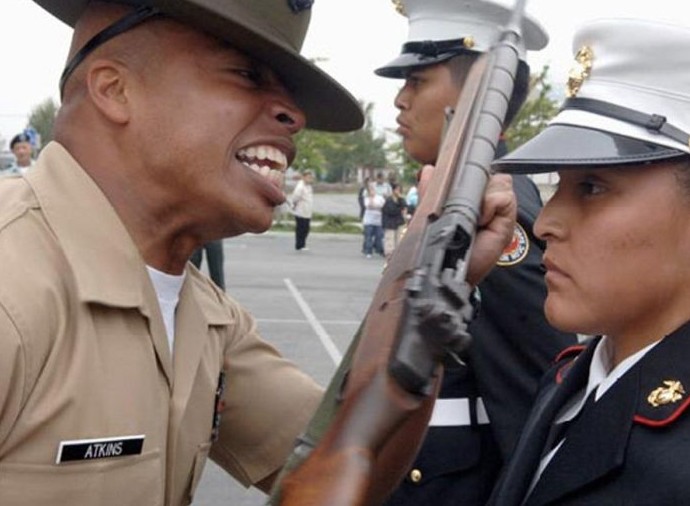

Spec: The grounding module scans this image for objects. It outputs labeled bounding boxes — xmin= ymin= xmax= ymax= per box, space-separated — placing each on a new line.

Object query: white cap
xmin=375 ymin=0 xmax=548 ymax=78
xmin=496 ymin=18 xmax=690 ymax=174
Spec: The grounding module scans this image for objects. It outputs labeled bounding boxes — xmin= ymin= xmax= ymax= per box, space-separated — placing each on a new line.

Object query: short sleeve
xmin=209 ymin=305 xmax=323 ymax=486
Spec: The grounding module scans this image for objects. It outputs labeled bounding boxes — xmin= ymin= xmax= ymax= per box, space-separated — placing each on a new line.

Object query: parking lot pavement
xmin=192 ymin=231 xmax=385 ymax=506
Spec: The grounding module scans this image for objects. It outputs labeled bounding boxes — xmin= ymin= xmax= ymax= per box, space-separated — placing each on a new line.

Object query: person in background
xmin=382 ymin=182 xmax=408 ymax=259
xmin=362 ymin=182 xmax=385 ymax=258
xmin=190 ymin=240 xmax=225 ymax=290
xmin=489 ymin=17 xmax=690 ymax=505
xmin=405 ymin=182 xmax=418 ymax=216
xmin=374 ymin=170 xmax=393 ymax=197
xmin=375 ymin=0 xmax=577 ymax=504
xmin=2 ymin=132 xmax=35 ymax=175
xmin=289 ymin=169 xmax=314 ymax=251
xmin=358 ymin=176 xmax=370 ymax=220
xmin=0 ymin=0 xmax=364 ymax=504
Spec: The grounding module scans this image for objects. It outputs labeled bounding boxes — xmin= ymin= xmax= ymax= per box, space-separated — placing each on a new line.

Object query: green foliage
xmin=312 ymin=212 xmax=359 ymax=224
xmin=504 ymin=66 xmax=561 ymax=151
xmin=27 ymin=97 xmax=59 ymax=150
xmin=271 ymin=213 xmax=362 ymax=234
xmin=384 ymin=135 xmax=422 ymax=185
xmin=293 ymin=101 xmax=388 ymax=182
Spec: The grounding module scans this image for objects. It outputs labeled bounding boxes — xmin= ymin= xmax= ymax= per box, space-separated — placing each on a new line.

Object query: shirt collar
xmin=559 ymin=335 xmax=662 ymax=422
xmin=589 ymin=336 xmax=662 ymax=401
xmin=26 ymin=142 xmax=233 ymax=328
xmin=26 ymin=142 xmax=159 ymax=310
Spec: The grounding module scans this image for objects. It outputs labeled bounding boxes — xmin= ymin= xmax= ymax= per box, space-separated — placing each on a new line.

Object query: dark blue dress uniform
xmin=383 ymin=175 xmax=577 ymax=506
xmin=489 ymin=322 xmax=690 ymax=505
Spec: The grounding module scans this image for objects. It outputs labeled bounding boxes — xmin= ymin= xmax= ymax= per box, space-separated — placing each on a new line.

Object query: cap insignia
xmin=287 ymin=0 xmax=314 ymax=13
xmin=647 ymin=380 xmax=685 ymax=407
xmin=566 ymin=46 xmax=594 ymax=98
xmin=392 ymin=0 xmax=407 ymax=17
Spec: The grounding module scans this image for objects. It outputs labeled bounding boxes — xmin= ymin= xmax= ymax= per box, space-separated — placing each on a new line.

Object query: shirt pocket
xmin=0 ymin=449 xmax=162 ymax=506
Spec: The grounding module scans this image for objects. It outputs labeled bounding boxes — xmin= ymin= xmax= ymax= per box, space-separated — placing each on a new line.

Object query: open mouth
xmin=236 ymin=145 xmax=289 ymax=187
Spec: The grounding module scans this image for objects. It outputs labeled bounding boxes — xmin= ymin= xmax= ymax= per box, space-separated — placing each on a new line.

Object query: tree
xmin=293 ymin=129 xmax=335 ymax=180
xmin=27 ymin=97 xmax=59 ymax=151
xmin=293 ymin=101 xmax=388 ymax=182
xmin=384 ymin=135 xmax=421 ymax=185
xmin=504 ymin=65 xmax=561 ymax=151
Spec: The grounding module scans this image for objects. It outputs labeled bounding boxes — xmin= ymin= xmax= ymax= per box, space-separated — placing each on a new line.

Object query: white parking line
xmin=256 ymin=318 xmax=360 ymax=325
xmin=283 ymin=278 xmax=343 ymax=365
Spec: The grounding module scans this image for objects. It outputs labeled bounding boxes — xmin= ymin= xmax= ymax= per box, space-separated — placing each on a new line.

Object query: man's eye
xmin=578 ymin=179 xmax=605 ymax=196
xmin=231 ymin=68 xmax=264 ymax=85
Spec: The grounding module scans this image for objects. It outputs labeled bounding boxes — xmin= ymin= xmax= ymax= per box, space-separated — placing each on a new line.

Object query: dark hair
xmin=10 ymin=132 xmax=31 ymax=150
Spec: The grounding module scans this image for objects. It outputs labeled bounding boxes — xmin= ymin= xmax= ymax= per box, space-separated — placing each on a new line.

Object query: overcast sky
xmin=0 ymin=0 xmax=685 ymax=147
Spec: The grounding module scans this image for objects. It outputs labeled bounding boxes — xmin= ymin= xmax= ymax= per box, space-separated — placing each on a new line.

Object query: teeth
xmin=237 ymin=145 xmax=288 ymax=171
xmin=236 ymin=144 xmax=289 ymax=192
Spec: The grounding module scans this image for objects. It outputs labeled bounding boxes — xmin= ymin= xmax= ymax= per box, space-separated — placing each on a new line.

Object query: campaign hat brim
xmin=493 ymin=124 xmax=687 ymax=174
xmin=33 ymin=0 xmax=364 ymax=132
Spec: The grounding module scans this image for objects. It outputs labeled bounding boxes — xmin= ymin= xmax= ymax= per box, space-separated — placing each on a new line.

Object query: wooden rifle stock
xmin=271 ymin=2 xmax=528 ymax=504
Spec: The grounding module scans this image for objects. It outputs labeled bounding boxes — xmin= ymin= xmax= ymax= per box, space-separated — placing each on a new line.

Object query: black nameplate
xmin=56 ymin=435 xmax=145 ymax=464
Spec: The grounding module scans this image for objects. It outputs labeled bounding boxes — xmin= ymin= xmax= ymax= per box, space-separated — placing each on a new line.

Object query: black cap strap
xmin=401 ymin=38 xmax=473 ymax=60
xmin=563 ymin=97 xmax=690 ymax=148
xmin=59 ymin=5 xmax=163 ymax=97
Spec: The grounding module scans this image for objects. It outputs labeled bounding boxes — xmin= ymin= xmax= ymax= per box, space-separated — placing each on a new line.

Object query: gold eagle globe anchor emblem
xmin=647 ymin=380 xmax=686 ymax=407
xmin=566 ymin=46 xmax=594 ymax=98
xmin=391 ymin=0 xmax=407 ymax=16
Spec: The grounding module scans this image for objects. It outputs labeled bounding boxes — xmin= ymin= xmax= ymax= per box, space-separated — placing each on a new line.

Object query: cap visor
xmin=375 ymin=53 xmax=457 ymax=78
xmin=494 ymin=125 xmax=687 ymax=174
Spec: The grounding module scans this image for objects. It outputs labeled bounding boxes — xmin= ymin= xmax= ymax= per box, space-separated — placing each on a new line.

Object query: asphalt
xmin=191 ymin=227 xmax=384 ymax=506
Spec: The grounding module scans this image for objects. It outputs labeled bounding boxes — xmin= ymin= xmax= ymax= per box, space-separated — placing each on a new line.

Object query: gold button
xmin=409 ymin=469 xmax=422 ymax=483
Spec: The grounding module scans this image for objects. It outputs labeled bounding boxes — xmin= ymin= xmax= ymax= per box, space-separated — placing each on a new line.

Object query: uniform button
xmin=409 ymin=469 xmax=422 ymax=483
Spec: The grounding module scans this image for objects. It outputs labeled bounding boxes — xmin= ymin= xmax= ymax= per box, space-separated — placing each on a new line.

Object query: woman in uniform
xmin=488 ymin=17 xmax=690 ymax=506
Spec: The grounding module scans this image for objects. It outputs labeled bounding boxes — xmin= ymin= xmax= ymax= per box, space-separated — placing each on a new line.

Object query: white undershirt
xmin=146 ymin=266 xmax=185 ymax=355
xmin=525 ymin=336 xmax=662 ymax=501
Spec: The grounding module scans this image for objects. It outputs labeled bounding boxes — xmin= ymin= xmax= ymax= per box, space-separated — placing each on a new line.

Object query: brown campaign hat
xmin=33 ymin=0 xmax=364 ymax=132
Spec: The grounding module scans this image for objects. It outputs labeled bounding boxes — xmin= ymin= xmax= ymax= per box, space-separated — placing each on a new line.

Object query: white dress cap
xmin=376 ymin=0 xmax=547 ymax=78
xmin=495 ymin=18 xmax=690 ymax=174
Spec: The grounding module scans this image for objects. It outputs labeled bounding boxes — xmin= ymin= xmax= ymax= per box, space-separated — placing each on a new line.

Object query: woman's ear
xmin=86 ymin=59 xmax=131 ymax=124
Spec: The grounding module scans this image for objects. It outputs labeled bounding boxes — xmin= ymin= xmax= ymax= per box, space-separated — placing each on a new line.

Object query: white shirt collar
xmin=559 ymin=335 xmax=662 ymax=422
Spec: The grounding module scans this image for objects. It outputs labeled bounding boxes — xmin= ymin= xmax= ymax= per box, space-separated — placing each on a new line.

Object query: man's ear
xmin=86 ymin=59 xmax=131 ymax=124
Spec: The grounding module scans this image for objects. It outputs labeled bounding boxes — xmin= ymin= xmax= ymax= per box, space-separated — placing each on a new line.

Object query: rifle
xmin=269 ymin=1 xmax=529 ymax=504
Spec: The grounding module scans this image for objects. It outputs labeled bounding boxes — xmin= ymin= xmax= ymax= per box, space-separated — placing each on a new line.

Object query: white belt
xmin=428 ymin=397 xmax=490 ymax=427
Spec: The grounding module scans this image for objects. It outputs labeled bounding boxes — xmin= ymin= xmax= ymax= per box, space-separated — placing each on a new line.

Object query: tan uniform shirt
xmin=0 ymin=143 xmax=322 ymax=505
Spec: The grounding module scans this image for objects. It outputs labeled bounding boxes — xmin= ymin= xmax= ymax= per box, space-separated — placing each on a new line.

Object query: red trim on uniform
xmin=633 ymin=396 xmax=690 ymax=427
xmin=554 ymin=345 xmax=586 ymax=364
xmin=555 ymin=362 xmax=574 ymax=385
xmin=553 ymin=346 xmax=586 ymax=384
